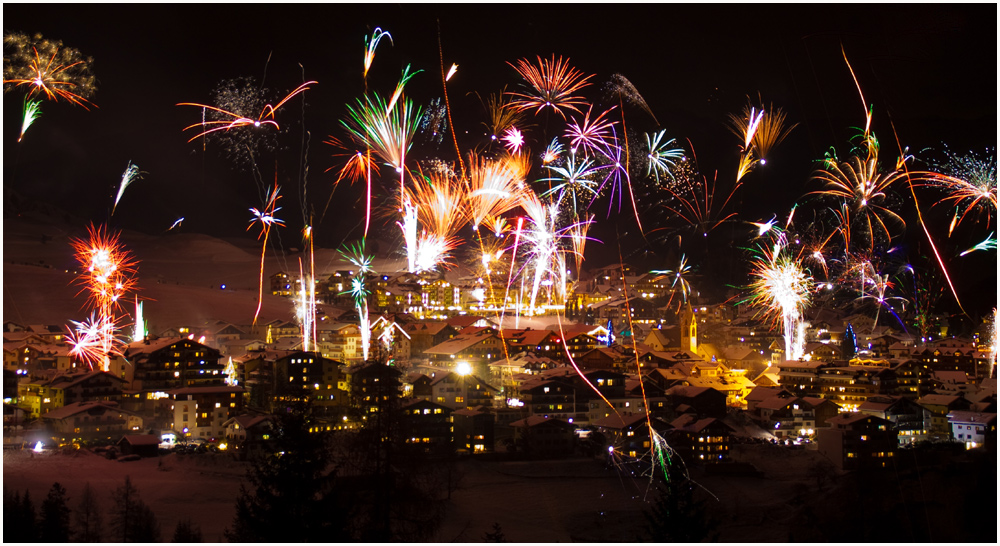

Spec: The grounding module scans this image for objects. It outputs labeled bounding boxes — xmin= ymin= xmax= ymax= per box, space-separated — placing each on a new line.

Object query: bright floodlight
xmin=456 ymin=362 xmax=472 ymax=376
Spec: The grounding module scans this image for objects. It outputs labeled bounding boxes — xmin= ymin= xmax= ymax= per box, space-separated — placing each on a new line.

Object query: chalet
xmin=947 ymin=411 xmax=996 ymax=450
xmin=273 ymin=351 xmax=348 ymax=411
xmin=40 ymin=401 xmax=142 ymax=444
xmin=917 ymin=393 xmax=972 ymax=440
xmin=509 ymin=415 xmax=575 ymax=458
xmin=168 ymin=385 xmax=246 ymax=440
xmin=400 ymin=399 xmax=454 ymax=453
xmin=667 ymin=416 xmax=735 ymax=463
xmin=664 ymin=385 xmax=727 ymax=419
xmin=351 ymin=362 xmax=403 ymax=415
xmin=124 ymin=337 xmax=225 ymax=392
xmin=424 ymin=329 xmax=504 ymax=367
xmin=817 ymin=413 xmax=897 ymax=470
xmin=453 ymin=407 xmax=495 ymax=454
xmin=592 ymin=413 xmax=658 ymax=459
xmin=427 ymin=372 xmax=498 ymax=410
xmin=404 ymin=322 xmax=460 ymax=360
xmin=859 ymin=395 xmax=932 ymax=446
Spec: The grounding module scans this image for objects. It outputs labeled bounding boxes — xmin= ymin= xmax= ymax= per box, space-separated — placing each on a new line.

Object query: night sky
xmin=4 ymin=4 xmax=996 ymax=315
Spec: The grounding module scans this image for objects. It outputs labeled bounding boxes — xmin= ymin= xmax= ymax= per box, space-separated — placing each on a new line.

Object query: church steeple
xmin=680 ymin=302 xmax=697 ymax=353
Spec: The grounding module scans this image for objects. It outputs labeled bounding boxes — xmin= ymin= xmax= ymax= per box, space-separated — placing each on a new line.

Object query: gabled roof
xmin=674 ymin=417 xmax=733 ymax=434
xmin=41 ymin=401 xmax=121 ymax=421
xmin=119 ymin=435 xmax=160 ymax=446
xmin=826 ymin=412 xmax=888 ymax=428
xmin=509 ymin=415 xmax=572 ymax=428
xmin=592 ymin=412 xmax=648 ymax=430
xmin=403 ymin=321 xmax=454 ymax=336
xmin=755 ymin=396 xmax=796 ymax=411
xmin=946 ymin=411 xmax=996 ymax=425
xmin=167 ymin=386 xmax=246 ymax=397
xmin=424 ymin=331 xmax=498 ymax=355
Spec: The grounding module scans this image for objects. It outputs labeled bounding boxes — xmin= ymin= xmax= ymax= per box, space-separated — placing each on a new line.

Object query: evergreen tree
xmin=4 ymin=489 xmax=39 ymax=542
xmin=173 ymin=518 xmax=203 ymax=542
xmin=131 ymin=502 xmax=162 ymax=543
xmin=483 ymin=522 xmax=507 ymax=542
xmin=40 ymin=482 xmax=72 ymax=542
xmin=224 ymin=408 xmax=347 ymax=542
xmin=645 ymin=464 xmax=714 ymax=542
xmin=109 ymin=476 xmax=141 ymax=542
xmin=74 ymin=483 xmax=103 ymax=542
xmin=843 ymin=323 xmax=857 ymax=359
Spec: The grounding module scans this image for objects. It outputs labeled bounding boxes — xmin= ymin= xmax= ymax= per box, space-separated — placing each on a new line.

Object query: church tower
xmin=680 ymin=302 xmax=697 ymax=353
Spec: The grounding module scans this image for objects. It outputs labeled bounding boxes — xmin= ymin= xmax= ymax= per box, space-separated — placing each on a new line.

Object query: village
xmin=5 ymin=262 xmax=995 ymax=472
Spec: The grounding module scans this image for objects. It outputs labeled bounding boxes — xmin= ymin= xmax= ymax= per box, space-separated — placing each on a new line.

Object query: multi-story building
xmin=817 ymin=413 xmax=898 ymax=470
xmin=859 ymin=395 xmax=932 ymax=446
xmin=947 ymin=410 xmax=996 ymax=450
xmin=125 ymin=337 xmax=225 ymax=392
xmin=168 ymin=385 xmax=246 ymax=440
xmin=273 ymin=351 xmax=349 ymax=412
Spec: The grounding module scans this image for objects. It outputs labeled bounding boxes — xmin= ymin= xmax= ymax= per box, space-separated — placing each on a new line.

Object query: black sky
xmin=4 ymin=3 xmax=996 ymax=315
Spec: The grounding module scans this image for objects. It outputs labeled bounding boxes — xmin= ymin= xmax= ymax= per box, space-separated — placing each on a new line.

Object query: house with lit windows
xmin=509 ymin=415 xmax=575 ymax=458
xmin=400 ymin=399 xmax=454 ymax=453
xmin=667 ymin=415 xmax=735 ymax=464
xmin=124 ymin=337 xmax=225 ymax=392
xmin=39 ymin=400 xmax=142 ymax=444
xmin=273 ymin=351 xmax=349 ymax=413
xmin=946 ymin=410 xmax=996 ymax=450
xmin=426 ymin=371 xmax=498 ymax=410
xmin=817 ymin=413 xmax=897 ymax=470
xmin=168 ymin=385 xmax=246 ymax=440
xmin=859 ymin=395 xmax=932 ymax=446
xmin=453 ymin=407 xmax=495 ymax=454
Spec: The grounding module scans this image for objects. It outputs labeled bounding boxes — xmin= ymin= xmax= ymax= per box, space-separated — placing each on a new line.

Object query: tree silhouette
xmin=40 ymin=482 xmax=72 ymax=542
xmin=225 ymin=407 xmax=348 ymax=542
xmin=74 ymin=482 xmax=103 ymax=542
xmin=172 ymin=518 xmax=203 ymax=542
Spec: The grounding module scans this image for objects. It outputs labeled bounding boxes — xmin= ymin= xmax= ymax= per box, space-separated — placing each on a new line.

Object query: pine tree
xmin=173 ymin=518 xmax=203 ymax=542
xmin=843 ymin=323 xmax=857 ymax=359
xmin=4 ymin=489 xmax=39 ymax=542
xmin=645 ymin=464 xmax=714 ymax=542
xmin=483 ymin=522 xmax=507 ymax=542
xmin=131 ymin=502 xmax=161 ymax=542
xmin=74 ymin=483 xmax=103 ymax=542
xmin=40 ymin=482 xmax=72 ymax=542
xmin=224 ymin=408 xmax=347 ymax=542
xmin=109 ymin=476 xmax=140 ymax=542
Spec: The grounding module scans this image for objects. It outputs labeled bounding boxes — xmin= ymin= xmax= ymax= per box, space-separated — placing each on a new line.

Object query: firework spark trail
xmin=605 ymin=73 xmax=658 ymax=125
xmin=465 ymin=152 xmax=526 ymax=229
xmin=321 ymin=137 xmax=380 ymax=225
xmin=888 ymin=120 xmax=968 ymax=317
xmin=341 ymin=93 xmax=422 ymax=182
xmin=920 ymin=146 xmax=997 ymax=233
xmin=167 ymin=217 xmax=184 ymax=231
xmin=751 ymin=104 xmax=798 ymax=165
xmin=3 ymin=32 xmax=97 ymax=109
xmin=112 ymin=161 xmax=144 ymax=215
xmin=363 ymin=27 xmax=392 ymax=80
xmin=70 ymin=225 xmax=139 ymax=371
xmin=436 ymin=22 xmax=465 ymax=177
xmin=748 ymin=236 xmax=814 ymax=361
xmin=656 ymin=149 xmax=740 ymax=237
xmin=507 ymin=55 xmax=594 ymax=119
xmin=959 ymin=233 xmax=996 ymax=256
xmin=342 ymin=243 xmax=374 ymax=361
xmin=19 ymin=98 xmax=41 ymax=142
xmin=132 ymin=296 xmax=146 ymax=342
xmin=248 ymin=185 xmax=285 ymax=325
xmin=67 ymin=313 xmax=115 ymax=369
xmin=542 ymin=137 xmax=564 ymax=165
xmin=398 ymin=196 xmax=419 ymax=273
xmin=178 ymin=81 xmax=317 ymax=142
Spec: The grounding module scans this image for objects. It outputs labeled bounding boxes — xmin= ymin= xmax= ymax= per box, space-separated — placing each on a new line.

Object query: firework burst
xmin=507 ymin=54 xmax=594 ymax=119
xmin=747 ymin=237 xmax=814 ymax=361
xmin=70 ymin=225 xmax=139 ymax=370
xmin=3 ymin=32 xmax=97 ymax=108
